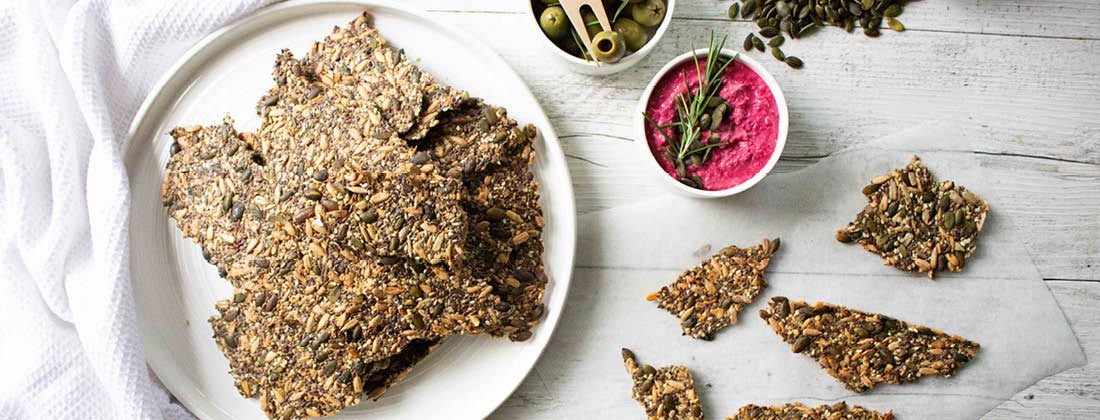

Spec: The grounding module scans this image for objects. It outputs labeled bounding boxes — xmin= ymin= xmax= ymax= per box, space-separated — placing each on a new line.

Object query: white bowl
xmin=633 ymin=48 xmax=789 ymax=198
xmin=526 ymin=0 xmax=675 ymax=75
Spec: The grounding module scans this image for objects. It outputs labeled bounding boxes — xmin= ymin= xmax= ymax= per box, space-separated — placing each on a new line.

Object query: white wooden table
xmin=421 ymin=1 xmax=1099 ymax=417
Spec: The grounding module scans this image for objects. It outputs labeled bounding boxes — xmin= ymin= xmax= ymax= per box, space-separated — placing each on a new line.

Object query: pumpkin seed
xmin=792 ymin=336 xmax=811 ymax=353
xmin=230 ymin=202 xmax=245 ymax=222
xmin=728 ymin=3 xmax=740 ymax=20
xmin=742 ymin=0 xmax=758 ymax=18
xmin=862 ymin=183 xmax=881 ymax=195
xmin=768 ymin=35 xmax=785 ymax=48
xmin=784 ymin=55 xmax=804 ymax=69
xmin=884 ymin=4 xmax=903 ymax=18
xmin=771 ymin=47 xmax=785 ymax=61
xmin=710 ymin=104 xmax=727 ymax=131
xmin=775 ymin=1 xmax=791 ymax=17
xmin=887 ymin=17 xmax=905 ymax=31
xmin=304 ymin=188 xmax=322 ymax=201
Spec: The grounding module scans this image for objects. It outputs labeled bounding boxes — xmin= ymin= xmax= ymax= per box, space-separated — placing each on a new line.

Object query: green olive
xmin=590 ymin=31 xmax=626 ymax=63
xmin=539 ymin=6 xmax=569 ymax=40
xmin=613 ymin=18 xmax=649 ymax=52
xmin=631 ymin=0 xmax=667 ymax=27
xmin=539 ymin=0 xmax=557 ymax=4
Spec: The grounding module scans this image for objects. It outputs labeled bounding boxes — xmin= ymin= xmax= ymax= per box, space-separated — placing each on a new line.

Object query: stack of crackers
xmin=162 ymin=13 xmax=546 ymax=419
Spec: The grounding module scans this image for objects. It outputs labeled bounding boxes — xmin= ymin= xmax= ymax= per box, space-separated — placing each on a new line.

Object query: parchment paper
xmin=532 ymin=123 xmax=1085 ymax=419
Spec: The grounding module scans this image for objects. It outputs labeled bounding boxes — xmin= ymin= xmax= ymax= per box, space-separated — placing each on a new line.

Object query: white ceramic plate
xmin=124 ymin=1 xmax=576 ymax=419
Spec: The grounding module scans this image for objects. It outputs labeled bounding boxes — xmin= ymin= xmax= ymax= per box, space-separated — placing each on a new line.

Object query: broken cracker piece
xmin=837 ymin=156 xmax=990 ymax=279
xmin=462 ymin=141 xmax=547 ymax=341
xmin=726 ymin=402 xmax=893 ymax=420
xmin=650 ymin=238 xmax=780 ymax=340
xmin=759 ymin=297 xmax=980 ymax=392
xmin=622 ymin=348 xmax=705 ymax=420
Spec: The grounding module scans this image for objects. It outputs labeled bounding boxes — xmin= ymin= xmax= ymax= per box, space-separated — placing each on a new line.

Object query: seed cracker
xmin=621 ymin=348 xmax=705 ymax=420
xmin=162 ymin=118 xmax=275 ymax=276
xmin=256 ymin=13 xmax=465 ymax=139
xmin=205 ymin=243 xmax=509 ymax=418
xmin=461 ymin=142 xmax=547 ymax=340
xmin=726 ymin=402 xmax=893 ymax=420
xmin=648 ymin=238 xmax=780 ymax=340
xmin=837 ymin=156 xmax=990 ymax=279
xmin=163 ymin=120 xmax=511 ymax=418
xmin=759 ymin=297 xmax=980 ymax=392
xmin=417 ymin=98 xmax=535 ymax=179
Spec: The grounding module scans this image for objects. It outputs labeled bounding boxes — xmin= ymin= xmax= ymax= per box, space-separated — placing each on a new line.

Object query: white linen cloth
xmin=0 ymin=1 xmax=274 ymax=419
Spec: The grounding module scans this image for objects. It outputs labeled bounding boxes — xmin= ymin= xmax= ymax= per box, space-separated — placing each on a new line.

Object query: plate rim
xmin=123 ymin=1 xmax=577 ymax=418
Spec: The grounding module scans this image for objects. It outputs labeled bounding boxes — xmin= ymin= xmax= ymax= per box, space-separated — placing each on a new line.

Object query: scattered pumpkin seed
xmin=784 ymin=56 xmax=803 ymax=69
xmin=752 ymin=35 xmax=765 ymax=52
xmin=887 ymin=17 xmax=905 ymax=31
xmin=771 ymin=47 xmax=786 ymax=61
xmin=742 ymin=0 xmax=758 ymax=18
xmin=731 ymin=0 xmax=909 ymax=67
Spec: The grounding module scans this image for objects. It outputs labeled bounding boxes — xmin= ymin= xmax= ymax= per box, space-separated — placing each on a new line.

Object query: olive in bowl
xmin=528 ymin=0 xmax=675 ymax=75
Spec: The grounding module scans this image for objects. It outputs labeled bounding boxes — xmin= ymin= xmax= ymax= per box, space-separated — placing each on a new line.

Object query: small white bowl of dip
xmin=634 ymin=48 xmax=788 ymax=198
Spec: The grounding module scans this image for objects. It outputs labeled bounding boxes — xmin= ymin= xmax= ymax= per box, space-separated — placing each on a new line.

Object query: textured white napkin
xmin=522 ymin=122 xmax=1085 ymax=419
xmin=0 ymin=1 xmax=273 ymax=419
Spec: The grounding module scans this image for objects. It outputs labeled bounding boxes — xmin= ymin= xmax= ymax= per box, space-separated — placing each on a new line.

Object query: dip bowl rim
xmin=633 ymin=47 xmax=789 ymax=198
xmin=524 ymin=0 xmax=677 ymax=76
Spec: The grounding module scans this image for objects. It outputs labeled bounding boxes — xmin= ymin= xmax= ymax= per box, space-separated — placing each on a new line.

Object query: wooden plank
xmin=983 ymin=158 xmax=1100 ymax=282
xmin=420 ymin=0 xmax=1100 ymax=40
xmin=979 ymin=281 xmax=1100 ymax=419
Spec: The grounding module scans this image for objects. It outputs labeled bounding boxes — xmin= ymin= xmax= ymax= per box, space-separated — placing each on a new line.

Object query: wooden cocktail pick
xmin=555 ymin=0 xmax=613 ymax=64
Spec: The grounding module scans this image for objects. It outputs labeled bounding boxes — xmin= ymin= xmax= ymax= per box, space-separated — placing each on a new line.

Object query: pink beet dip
xmin=644 ymin=58 xmax=780 ymax=191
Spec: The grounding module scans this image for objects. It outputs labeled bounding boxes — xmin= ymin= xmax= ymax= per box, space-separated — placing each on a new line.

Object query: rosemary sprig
xmin=643 ymin=32 xmax=736 ymax=182
xmin=570 ymin=27 xmax=592 ymax=61
xmin=613 ymin=1 xmax=630 ymax=22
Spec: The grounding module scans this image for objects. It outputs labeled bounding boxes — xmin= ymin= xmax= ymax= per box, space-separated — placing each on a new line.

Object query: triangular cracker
xmin=727 ymin=402 xmax=893 ymax=420
xmin=622 ymin=348 xmax=705 ymax=420
xmin=759 ymin=297 xmax=980 ymax=392
xmin=649 ymin=238 xmax=780 ymax=340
